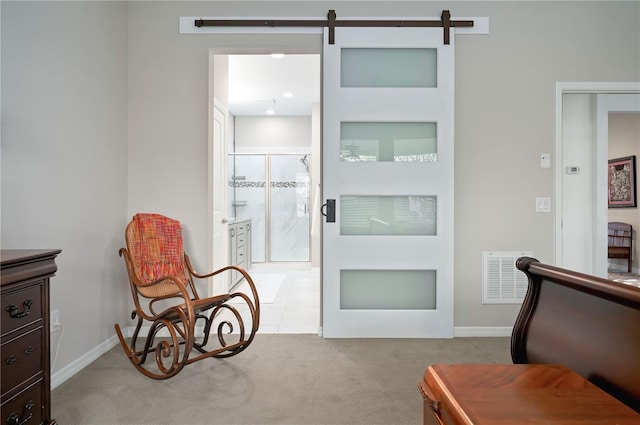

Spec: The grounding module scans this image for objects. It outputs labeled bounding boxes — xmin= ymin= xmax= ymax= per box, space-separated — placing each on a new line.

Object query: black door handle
xmin=321 ymin=199 xmax=336 ymax=223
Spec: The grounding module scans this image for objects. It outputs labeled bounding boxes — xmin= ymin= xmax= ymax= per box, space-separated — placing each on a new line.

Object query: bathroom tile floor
xmin=246 ymin=263 xmax=320 ymax=334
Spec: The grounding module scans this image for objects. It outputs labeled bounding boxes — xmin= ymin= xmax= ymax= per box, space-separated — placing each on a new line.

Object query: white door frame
xmin=554 ymin=82 xmax=640 ymax=274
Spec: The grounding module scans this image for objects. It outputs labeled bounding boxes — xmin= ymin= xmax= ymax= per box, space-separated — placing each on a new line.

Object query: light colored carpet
xmin=52 ymin=335 xmax=512 ymax=425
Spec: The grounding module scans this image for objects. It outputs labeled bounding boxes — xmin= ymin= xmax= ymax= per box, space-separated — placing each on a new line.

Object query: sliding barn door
xmin=322 ymin=26 xmax=455 ymax=337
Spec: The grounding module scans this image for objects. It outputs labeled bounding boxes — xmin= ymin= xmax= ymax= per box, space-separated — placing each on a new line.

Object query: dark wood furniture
xmin=608 ymin=221 xmax=633 ymax=272
xmin=1 ymin=249 xmax=61 ymax=425
xmin=512 ymin=257 xmax=640 ymax=412
xmin=420 ymin=364 xmax=640 ymax=425
xmin=419 ymin=257 xmax=640 ymax=424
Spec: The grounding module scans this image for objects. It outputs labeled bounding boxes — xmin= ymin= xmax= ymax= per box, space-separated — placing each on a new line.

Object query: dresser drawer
xmin=1 ymin=282 xmax=43 ymax=336
xmin=1 ymin=380 xmax=43 ymax=425
xmin=1 ymin=327 xmax=43 ymax=395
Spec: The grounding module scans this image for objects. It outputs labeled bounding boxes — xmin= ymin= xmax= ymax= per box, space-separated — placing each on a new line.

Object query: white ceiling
xmin=228 ymin=54 xmax=320 ymax=116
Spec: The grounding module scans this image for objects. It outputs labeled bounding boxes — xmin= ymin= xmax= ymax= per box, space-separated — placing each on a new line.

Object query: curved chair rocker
xmin=115 ymin=213 xmax=260 ymax=379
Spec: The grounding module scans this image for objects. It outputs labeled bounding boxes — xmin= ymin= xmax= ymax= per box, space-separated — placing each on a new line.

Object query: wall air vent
xmin=482 ymin=252 xmax=532 ymax=304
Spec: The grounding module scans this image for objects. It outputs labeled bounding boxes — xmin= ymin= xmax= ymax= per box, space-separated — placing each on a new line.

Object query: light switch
xmin=536 ymin=197 xmax=551 ymax=213
xmin=540 ymin=153 xmax=551 ymax=169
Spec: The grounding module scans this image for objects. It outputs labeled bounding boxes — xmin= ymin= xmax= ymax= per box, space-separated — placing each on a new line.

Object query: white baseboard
xmin=454 ymin=326 xmax=513 ymax=337
xmin=51 ymin=334 xmax=120 ymax=390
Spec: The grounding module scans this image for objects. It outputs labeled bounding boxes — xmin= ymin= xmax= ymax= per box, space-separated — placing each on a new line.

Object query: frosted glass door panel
xmin=341 ymin=195 xmax=436 ymax=235
xmin=341 ymin=122 xmax=437 ymax=162
xmin=270 ymin=155 xmax=310 ymax=261
xmin=340 ymin=270 xmax=436 ymax=310
xmin=341 ymin=48 xmax=436 ymax=88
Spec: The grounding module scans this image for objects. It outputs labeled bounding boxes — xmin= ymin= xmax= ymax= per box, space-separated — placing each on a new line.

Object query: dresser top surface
xmin=1 ymin=249 xmax=62 ymax=267
xmin=422 ymin=364 xmax=640 ymax=424
xmin=1 ymin=250 xmax=62 ymax=286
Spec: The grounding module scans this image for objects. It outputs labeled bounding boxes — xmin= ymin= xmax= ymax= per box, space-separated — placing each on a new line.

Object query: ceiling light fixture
xmin=282 ymin=92 xmax=294 ymax=98
xmin=266 ymin=109 xmax=276 ymax=115
xmin=270 ymin=53 xmax=285 ymax=59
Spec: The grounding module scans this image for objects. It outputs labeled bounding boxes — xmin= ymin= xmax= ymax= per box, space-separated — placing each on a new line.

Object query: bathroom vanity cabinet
xmin=229 ymin=220 xmax=251 ymax=289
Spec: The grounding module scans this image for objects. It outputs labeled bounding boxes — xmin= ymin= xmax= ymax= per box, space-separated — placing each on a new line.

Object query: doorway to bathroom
xmin=211 ymin=52 xmax=321 ymax=334
xmin=227 ymin=139 xmax=319 ymax=335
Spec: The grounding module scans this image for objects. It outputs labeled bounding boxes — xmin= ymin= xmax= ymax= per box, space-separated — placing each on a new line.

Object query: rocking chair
xmin=115 ymin=213 xmax=260 ymax=379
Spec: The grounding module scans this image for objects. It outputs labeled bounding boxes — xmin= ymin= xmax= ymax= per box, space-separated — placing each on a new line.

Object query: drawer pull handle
xmin=6 ymin=300 xmax=33 ymax=318
xmin=6 ymin=400 xmax=34 ymax=425
xmin=24 ymin=346 xmax=34 ymax=355
xmin=6 ymin=356 xmax=16 ymax=365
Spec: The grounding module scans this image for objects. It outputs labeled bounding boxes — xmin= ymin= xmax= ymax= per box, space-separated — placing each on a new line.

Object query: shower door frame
xmin=229 ymin=152 xmax=312 ymax=263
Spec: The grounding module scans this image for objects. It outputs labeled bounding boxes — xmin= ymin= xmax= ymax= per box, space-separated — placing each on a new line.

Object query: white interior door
xmin=322 ymin=27 xmax=455 ymax=338
xmin=213 ymin=103 xmax=229 ymax=294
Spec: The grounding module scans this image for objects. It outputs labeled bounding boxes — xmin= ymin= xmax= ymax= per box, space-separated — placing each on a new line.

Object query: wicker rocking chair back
xmin=115 ymin=213 xmax=260 ymax=379
xmin=126 ymin=213 xmax=191 ymax=298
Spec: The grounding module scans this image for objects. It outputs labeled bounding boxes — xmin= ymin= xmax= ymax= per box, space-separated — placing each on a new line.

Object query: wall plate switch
xmin=536 ymin=197 xmax=551 ymax=213
xmin=540 ymin=153 xmax=551 ymax=169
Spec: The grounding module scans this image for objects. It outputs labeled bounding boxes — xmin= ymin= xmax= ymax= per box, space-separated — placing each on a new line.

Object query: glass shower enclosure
xmin=228 ymin=153 xmax=311 ymax=262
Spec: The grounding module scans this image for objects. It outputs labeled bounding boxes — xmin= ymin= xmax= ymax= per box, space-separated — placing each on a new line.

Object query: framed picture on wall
xmin=608 ymin=155 xmax=637 ymax=208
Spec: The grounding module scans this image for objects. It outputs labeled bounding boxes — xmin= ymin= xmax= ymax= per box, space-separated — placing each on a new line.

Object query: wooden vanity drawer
xmin=1 ymin=282 xmax=43 ymax=336
xmin=1 ymin=381 xmax=43 ymax=425
xmin=1 ymin=327 xmax=43 ymax=394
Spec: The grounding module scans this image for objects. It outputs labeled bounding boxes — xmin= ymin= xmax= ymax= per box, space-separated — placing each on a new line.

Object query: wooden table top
xmin=420 ymin=364 xmax=640 ymax=425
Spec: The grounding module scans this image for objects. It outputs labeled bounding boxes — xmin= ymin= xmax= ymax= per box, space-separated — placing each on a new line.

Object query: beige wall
xmin=2 ymin=1 xmax=639 ymax=380
xmin=608 ymin=112 xmax=640 ymax=270
xmin=1 ymin=1 xmax=129 ymax=375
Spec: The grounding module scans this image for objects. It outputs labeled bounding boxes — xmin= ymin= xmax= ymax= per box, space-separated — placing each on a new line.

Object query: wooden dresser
xmin=1 ymin=249 xmax=61 ymax=425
